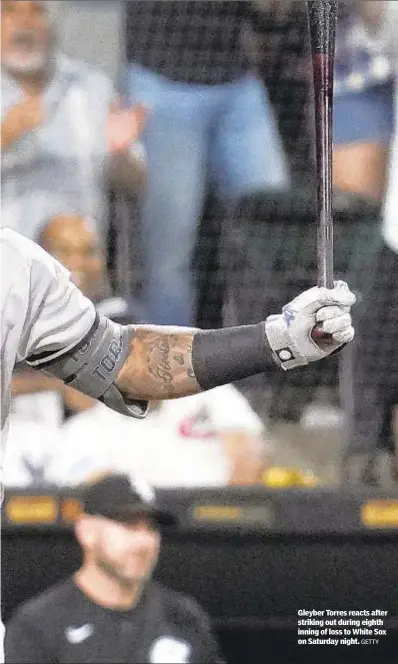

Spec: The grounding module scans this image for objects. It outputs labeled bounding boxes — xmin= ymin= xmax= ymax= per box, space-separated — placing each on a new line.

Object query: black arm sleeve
xmin=192 ymin=323 xmax=274 ymax=391
xmin=5 ymin=614 xmax=54 ymax=663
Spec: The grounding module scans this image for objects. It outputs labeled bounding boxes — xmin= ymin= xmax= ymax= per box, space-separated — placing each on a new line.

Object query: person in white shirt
xmin=1 ymin=0 xmax=146 ymax=240
xmin=45 ymin=383 xmax=269 ymax=489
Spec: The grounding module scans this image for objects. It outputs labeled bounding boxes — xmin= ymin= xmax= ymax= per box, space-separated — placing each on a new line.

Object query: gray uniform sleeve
xmin=12 ymin=232 xmax=96 ymax=364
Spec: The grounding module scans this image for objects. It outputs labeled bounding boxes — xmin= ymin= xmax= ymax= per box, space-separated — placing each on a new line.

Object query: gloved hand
xmin=265 ymin=280 xmax=356 ymax=370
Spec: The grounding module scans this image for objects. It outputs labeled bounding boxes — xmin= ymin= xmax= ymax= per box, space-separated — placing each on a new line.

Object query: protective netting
xmin=123 ymin=0 xmax=312 ymax=177
xmin=120 ymin=0 xmax=316 ymax=325
xmin=118 ymin=1 xmax=396 ymax=463
xmin=53 ymin=1 xmax=397 ymax=477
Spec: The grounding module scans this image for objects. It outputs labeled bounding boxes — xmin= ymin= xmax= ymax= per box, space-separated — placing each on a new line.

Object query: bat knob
xmin=311 ymin=325 xmax=334 ymax=346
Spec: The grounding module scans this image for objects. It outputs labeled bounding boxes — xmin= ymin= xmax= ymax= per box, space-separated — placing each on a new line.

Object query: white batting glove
xmin=265 ymin=280 xmax=356 ymax=370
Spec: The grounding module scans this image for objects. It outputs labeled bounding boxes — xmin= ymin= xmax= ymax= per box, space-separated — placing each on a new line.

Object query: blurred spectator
xmin=6 ymin=375 xmax=269 ymax=489
xmin=123 ymin=0 xmax=290 ymax=325
xmin=5 ymin=473 xmax=225 ymax=664
xmin=50 ymin=1 xmax=125 ymax=82
xmin=47 ymin=383 xmax=269 ymax=489
xmin=333 ymin=1 xmax=395 ymax=203
xmin=1 ymin=0 xmax=146 ymax=241
xmin=342 ymin=1 xmax=398 ymax=485
xmin=37 ymin=212 xmax=110 ymax=300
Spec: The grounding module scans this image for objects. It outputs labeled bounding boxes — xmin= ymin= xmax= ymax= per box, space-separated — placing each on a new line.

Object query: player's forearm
xmin=115 ymin=327 xmax=199 ymax=399
xmin=116 ymin=324 xmax=271 ymax=400
xmin=28 ymin=282 xmax=354 ymax=419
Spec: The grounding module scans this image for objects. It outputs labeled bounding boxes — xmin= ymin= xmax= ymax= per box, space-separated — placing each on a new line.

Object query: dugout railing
xmin=2 ymin=486 xmax=398 ymax=663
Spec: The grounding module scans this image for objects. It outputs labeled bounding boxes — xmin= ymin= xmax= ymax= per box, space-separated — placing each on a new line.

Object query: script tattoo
xmin=148 ymin=337 xmax=173 ymax=385
xmin=115 ymin=327 xmax=200 ymax=400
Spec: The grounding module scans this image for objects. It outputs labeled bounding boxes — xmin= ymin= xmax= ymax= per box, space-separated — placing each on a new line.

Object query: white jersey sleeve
xmin=189 ymin=384 xmax=265 ymax=434
xmin=1 ymin=228 xmax=96 ymax=367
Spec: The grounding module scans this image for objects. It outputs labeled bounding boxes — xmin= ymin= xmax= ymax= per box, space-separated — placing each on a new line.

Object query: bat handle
xmin=311 ymin=270 xmax=335 ymax=344
xmin=311 ymin=325 xmax=333 ymax=345
xmin=312 ymin=220 xmax=335 ymax=342
xmin=311 ymin=296 xmax=334 ymax=345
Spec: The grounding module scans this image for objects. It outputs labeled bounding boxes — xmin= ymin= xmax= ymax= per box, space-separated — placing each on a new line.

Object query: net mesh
xmin=118 ymin=1 xmax=396 ymax=475
xmin=50 ymin=1 xmax=398 ymax=481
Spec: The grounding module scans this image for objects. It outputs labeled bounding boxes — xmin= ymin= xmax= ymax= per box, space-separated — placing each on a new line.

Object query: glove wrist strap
xmin=265 ymin=315 xmax=308 ymax=370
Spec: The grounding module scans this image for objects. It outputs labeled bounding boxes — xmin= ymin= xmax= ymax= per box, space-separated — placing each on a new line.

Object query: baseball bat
xmin=307 ymin=0 xmax=338 ymax=340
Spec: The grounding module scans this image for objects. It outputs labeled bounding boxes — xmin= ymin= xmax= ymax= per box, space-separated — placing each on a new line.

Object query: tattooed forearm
xmin=115 ymin=326 xmax=201 ymax=400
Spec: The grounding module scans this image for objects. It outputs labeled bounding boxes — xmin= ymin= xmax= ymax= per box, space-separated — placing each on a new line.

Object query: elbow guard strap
xmin=27 ymin=314 xmax=148 ymax=419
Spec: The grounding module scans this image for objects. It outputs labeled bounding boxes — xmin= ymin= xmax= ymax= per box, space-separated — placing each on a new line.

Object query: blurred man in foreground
xmin=5 ymin=473 xmax=225 ymax=664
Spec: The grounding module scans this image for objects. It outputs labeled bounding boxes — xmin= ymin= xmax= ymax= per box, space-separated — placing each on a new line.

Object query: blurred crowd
xmin=1 ymin=0 xmax=397 ymax=491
